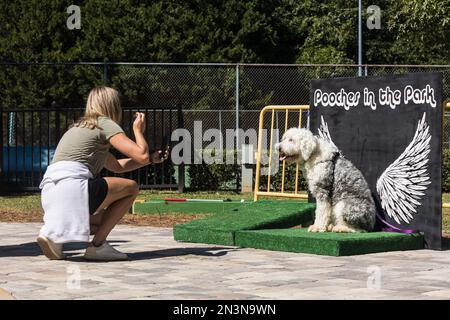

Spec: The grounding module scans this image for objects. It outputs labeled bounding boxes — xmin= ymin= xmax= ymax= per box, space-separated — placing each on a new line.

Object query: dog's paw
xmin=326 ymin=224 xmax=334 ymax=232
xmin=331 ymin=225 xmax=363 ymax=233
xmin=308 ymin=225 xmax=327 ymax=232
xmin=331 ymin=225 xmax=349 ymax=233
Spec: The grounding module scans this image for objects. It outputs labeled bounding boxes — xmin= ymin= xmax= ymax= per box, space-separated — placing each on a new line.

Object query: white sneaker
xmin=84 ymin=241 xmax=129 ymax=261
xmin=36 ymin=235 xmax=66 ymax=260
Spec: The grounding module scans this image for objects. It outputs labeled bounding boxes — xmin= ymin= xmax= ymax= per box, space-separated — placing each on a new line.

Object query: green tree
xmin=0 ymin=0 xmax=449 ymax=111
xmin=386 ymin=0 xmax=450 ymax=64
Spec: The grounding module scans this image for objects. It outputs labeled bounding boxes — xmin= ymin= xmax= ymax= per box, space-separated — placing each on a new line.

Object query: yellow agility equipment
xmin=254 ymin=105 xmax=309 ymax=201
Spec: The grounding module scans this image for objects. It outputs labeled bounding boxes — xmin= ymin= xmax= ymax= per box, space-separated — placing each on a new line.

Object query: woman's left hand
xmin=150 ymin=148 xmax=170 ymax=164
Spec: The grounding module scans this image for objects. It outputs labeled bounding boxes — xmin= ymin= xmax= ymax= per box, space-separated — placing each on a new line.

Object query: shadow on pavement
xmin=127 ymin=247 xmax=238 ymax=261
xmin=66 ymin=246 xmax=238 ymax=262
xmin=0 ymin=240 xmax=128 ymax=258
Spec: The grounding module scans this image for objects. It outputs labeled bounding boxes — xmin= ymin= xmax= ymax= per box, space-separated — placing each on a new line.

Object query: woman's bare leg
xmin=89 ymin=210 xmax=105 ymax=235
xmin=91 ymin=177 xmax=139 ymax=246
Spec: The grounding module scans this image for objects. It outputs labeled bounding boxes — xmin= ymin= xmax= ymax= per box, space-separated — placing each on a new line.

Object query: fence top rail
xmin=183 ymin=109 xmax=282 ymax=112
xmin=1 ymin=62 xmax=450 ymax=68
xmin=1 ymin=107 xmax=178 ymax=112
xmin=4 ymin=104 xmax=447 ymax=113
xmin=0 ymin=61 xmax=237 ymax=67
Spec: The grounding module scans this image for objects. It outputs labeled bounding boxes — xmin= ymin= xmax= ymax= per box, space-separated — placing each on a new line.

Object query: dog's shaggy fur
xmin=275 ymin=128 xmax=376 ymax=233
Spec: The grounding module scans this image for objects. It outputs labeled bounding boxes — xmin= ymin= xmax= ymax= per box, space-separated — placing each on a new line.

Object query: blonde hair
xmin=74 ymin=86 xmax=122 ymax=129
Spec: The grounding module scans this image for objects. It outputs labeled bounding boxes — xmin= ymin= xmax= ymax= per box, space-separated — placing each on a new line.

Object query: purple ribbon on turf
xmin=376 ymin=212 xmax=418 ymax=234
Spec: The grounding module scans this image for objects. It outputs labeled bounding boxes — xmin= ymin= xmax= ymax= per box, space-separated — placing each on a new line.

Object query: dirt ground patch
xmin=0 ymin=209 xmax=207 ymax=228
xmin=0 ymin=210 xmax=43 ymax=223
xmin=120 ymin=213 xmax=209 ymax=228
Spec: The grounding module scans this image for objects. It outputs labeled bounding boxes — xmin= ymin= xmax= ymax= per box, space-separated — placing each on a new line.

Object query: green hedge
xmin=187 ymin=150 xmax=240 ymax=191
xmin=188 ymin=163 xmax=241 ymax=191
xmin=187 ymin=149 xmax=307 ymax=192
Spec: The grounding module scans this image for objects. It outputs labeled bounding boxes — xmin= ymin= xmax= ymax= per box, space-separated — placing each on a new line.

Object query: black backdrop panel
xmin=310 ymin=72 xmax=443 ymax=249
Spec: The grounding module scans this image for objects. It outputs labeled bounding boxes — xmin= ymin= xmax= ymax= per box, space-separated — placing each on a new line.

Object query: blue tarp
xmin=2 ymin=146 xmax=56 ymax=172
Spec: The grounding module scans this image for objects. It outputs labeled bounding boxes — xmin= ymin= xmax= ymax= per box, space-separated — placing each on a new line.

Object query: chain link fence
xmin=0 ymin=63 xmax=449 ymax=191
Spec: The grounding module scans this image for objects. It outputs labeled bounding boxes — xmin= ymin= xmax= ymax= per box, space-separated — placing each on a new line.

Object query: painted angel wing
xmin=376 ymin=112 xmax=432 ymax=224
xmin=318 ymin=115 xmax=339 ymax=151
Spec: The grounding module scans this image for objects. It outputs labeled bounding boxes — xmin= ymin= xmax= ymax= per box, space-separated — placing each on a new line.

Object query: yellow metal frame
xmin=254 ymin=105 xmax=310 ymax=201
xmin=254 ymin=103 xmax=450 ymax=210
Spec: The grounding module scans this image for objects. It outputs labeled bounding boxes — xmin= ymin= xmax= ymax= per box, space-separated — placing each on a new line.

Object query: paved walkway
xmin=0 ymin=222 xmax=449 ymax=300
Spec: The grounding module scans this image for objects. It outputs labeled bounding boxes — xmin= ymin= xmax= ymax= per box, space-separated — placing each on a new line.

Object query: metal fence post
xmin=235 ymin=64 xmax=240 ymax=151
xmin=218 ymin=110 xmax=222 ymax=148
xmin=103 ymin=62 xmax=109 ymax=85
xmin=358 ymin=0 xmax=363 ymax=77
xmin=55 ymin=108 xmax=60 ymax=142
xmin=0 ymin=105 xmax=3 ymax=181
xmin=177 ymin=103 xmax=185 ymax=193
xmin=235 ymin=64 xmax=240 ymax=191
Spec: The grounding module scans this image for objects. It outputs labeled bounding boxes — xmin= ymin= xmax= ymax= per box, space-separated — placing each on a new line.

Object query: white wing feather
xmin=376 ymin=112 xmax=431 ymax=224
xmin=318 ymin=115 xmax=339 ymax=151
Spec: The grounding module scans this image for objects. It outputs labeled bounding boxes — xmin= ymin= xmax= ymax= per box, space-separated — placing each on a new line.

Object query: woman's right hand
xmin=133 ymin=112 xmax=146 ymax=133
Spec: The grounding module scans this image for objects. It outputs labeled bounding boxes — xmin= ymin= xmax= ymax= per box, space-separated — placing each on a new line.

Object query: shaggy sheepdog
xmin=275 ymin=128 xmax=376 ymax=233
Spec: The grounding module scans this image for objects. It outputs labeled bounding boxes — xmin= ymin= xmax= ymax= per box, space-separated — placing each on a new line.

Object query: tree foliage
xmin=0 ymin=0 xmax=448 ymax=110
xmin=0 ymin=0 xmax=448 ymax=64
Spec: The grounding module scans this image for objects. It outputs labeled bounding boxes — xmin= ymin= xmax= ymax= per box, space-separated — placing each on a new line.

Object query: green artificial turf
xmin=133 ymin=200 xmax=244 ymax=215
xmin=173 ymin=201 xmax=316 ymax=246
xmin=235 ymin=228 xmax=424 ymax=256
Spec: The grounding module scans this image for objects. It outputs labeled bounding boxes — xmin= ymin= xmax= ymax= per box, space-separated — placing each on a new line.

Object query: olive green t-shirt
xmin=52 ymin=116 xmax=124 ymax=176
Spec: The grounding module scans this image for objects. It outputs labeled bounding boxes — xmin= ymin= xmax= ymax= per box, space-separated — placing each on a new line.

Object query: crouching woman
xmin=37 ymin=87 xmax=168 ymax=261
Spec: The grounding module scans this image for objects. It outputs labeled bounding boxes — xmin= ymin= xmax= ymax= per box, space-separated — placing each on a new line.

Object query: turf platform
xmin=133 ymin=200 xmax=244 ymax=215
xmin=173 ymin=201 xmax=316 ymax=246
xmin=235 ymin=228 xmax=424 ymax=256
xmin=173 ymin=200 xmax=425 ymax=256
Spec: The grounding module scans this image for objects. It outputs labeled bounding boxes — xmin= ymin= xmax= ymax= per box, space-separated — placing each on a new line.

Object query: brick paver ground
xmin=1 ymin=222 xmax=449 ymax=300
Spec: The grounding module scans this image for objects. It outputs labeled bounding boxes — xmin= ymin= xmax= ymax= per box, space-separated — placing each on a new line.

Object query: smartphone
xmin=159 ymin=135 xmax=171 ymax=159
